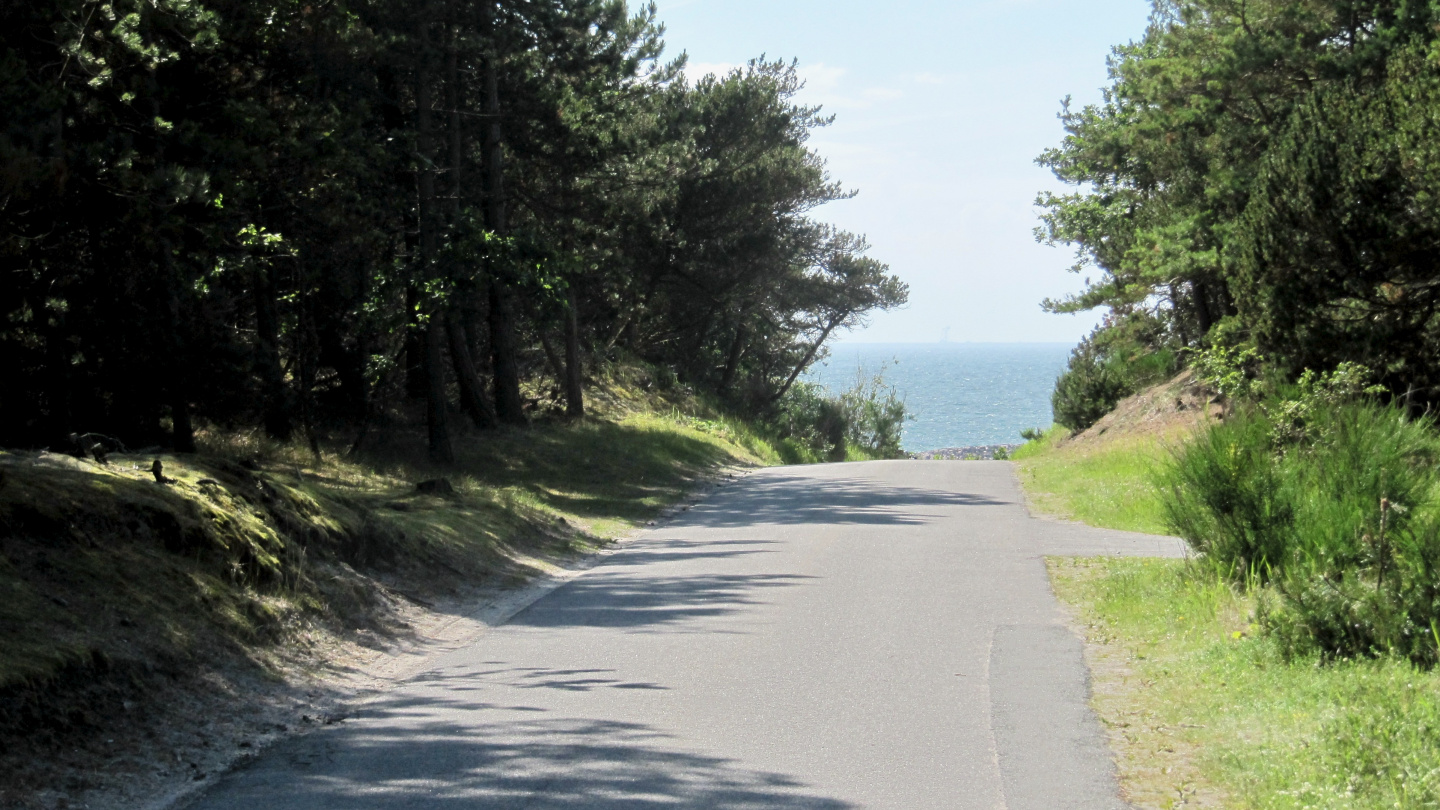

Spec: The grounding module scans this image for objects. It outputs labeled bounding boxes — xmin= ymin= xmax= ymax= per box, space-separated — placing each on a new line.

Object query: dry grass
xmin=0 ymin=364 xmax=773 ymax=806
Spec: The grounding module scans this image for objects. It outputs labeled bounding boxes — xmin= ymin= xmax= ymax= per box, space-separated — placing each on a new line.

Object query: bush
xmin=773 ymin=365 xmax=909 ymax=460
xmin=1159 ymin=408 xmax=1292 ymax=575
xmin=1053 ymin=315 xmax=1180 ymax=431
xmin=1160 ymin=393 xmax=1440 ymax=664
xmin=773 ymin=382 xmax=847 ymax=461
xmin=839 ymin=365 xmax=907 ymax=458
xmin=1052 ymin=347 xmax=1133 ymax=431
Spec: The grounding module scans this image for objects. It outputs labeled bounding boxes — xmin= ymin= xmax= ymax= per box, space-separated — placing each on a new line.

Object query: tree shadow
xmin=408 ymin=665 xmax=667 ymax=694
xmin=688 ymin=474 xmax=1009 ymax=527
xmin=196 ymin=711 xmax=854 ymax=809
xmin=506 ymin=567 xmax=816 ymax=631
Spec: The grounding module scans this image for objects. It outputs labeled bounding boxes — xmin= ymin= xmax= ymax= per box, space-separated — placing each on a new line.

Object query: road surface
xmin=184 ymin=460 xmax=1185 ymax=809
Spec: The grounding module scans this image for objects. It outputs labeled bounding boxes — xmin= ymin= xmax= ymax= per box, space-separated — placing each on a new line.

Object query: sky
xmin=644 ymin=0 xmax=1155 ymax=344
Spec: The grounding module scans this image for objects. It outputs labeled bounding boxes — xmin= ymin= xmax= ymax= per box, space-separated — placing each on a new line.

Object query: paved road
xmin=185 ymin=461 xmax=1185 ymax=810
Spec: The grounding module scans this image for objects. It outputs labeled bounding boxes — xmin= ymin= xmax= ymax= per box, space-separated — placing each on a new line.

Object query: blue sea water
xmin=804 ymin=342 xmax=1074 ymax=452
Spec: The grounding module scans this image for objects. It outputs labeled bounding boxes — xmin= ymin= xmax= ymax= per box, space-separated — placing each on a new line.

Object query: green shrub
xmin=1052 ymin=315 xmax=1180 ymax=431
xmin=839 ymin=366 xmax=907 ymax=458
xmin=1159 ymin=408 xmax=1292 ymax=575
xmin=1052 ymin=342 xmax=1132 ymax=431
xmin=1160 ymin=393 xmax=1440 ymax=664
xmin=774 ymin=366 xmax=909 ymax=460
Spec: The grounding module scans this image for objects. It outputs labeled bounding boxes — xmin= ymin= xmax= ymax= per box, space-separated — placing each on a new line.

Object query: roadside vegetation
xmin=1011 ymin=425 xmax=1169 ymax=535
xmin=0 ymin=362 xmax=789 ymax=802
xmin=1022 ymin=363 xmax=1440 ymax=806
xmin=1053 ymin=556 xmax=1440 ymax=809
xmin=1024 ymin=1 xmax=1440 ymax=800
xmin=0 ymin=353 xmax=910 ymax=804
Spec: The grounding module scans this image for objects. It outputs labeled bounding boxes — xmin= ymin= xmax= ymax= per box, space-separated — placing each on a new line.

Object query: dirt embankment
xmin=1061 ymin=370 xmax=1218 ymax=450
xmin=0 ymin=447 xmax=589 ymax=810
xmin=1 ymin=377 xmax=761 ymax=810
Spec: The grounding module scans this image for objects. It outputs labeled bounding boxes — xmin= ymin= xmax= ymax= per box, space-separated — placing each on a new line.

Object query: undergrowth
xmin=0 ymin=362 xmax=771 ymax=776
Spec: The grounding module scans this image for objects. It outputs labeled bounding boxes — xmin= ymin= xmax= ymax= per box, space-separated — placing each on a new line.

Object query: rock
xmin=415 ymin=478 xmax=456 ymax=496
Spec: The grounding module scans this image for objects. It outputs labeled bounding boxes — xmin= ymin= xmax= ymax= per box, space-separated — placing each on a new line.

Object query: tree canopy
xmin=1 ymin=0 xmax=907 ymax=457
xmin=1038 ymin=0 xmax=1440 ymax=409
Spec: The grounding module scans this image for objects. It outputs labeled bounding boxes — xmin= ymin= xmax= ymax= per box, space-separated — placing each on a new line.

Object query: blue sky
xmin=645 ymin=0 xmax=1154 ymax=344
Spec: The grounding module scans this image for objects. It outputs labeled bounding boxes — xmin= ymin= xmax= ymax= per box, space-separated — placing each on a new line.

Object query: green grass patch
xmin=1051 ymin=556 xmax=1440 ymax=809
xmin=1012 ymin=425 xmax=1172 ymax=535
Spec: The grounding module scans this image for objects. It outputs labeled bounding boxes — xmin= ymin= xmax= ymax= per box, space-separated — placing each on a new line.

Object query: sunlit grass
xmin=1011 ymin=425 xmax=1174 ymax=535
xmin=0 ymin=366 xmax=775 ymax=699
xmin=1052 ymin=557 xmax=1440 ymax=809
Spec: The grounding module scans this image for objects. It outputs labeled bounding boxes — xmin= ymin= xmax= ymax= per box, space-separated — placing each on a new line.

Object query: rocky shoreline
xmin=909 ymin=444 xmax=1021 ymax=461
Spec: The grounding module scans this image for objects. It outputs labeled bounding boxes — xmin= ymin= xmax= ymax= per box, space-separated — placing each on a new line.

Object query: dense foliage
xmin=1161 ymin=365 xmax=1440 ymax=665
xmin=0 ymin=0 xmax=906 ymax=459
xmin=1051 ymin=312 xmax=1178 ymax=430
xmin=1039 ymin=0 xmax=1440 ymax=409
xmin=773 ymin=368 xmax=907 ymax=462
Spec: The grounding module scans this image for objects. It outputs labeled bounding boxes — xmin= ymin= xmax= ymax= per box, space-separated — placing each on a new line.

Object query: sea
xmin=804 ymin=342 xmax=1075 ymax=453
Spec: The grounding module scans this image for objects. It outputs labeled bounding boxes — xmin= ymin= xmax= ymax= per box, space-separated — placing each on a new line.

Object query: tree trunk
xmin=448 ymin=314 xmax=498 ymax=428
xmin=1169 ymin=283 xmax=1191 ymax=347
xmin=150 ymin=82 xmax=195 ymax=453
xmin=442 ymin=18 xmax=499 ymax=429
xmin=719 ymin=321 xmax=747 ymax=395
xmin=482 ymin=41 xmax=524 ymax=424
xmin=405 ymin=285 xmax=427 ymax=399
xmin=489 ymin=280 xmax=525 ymax=422
xmin=538 ymin=330 xmax=566 ymax=384
xmin=564 ymin=288 xmax=584 ymax=418
xmin=771 ymin=314 xmax=844 ymax=404
xmin=161 ymin=237 xmax=196 ymax=453
xmin=1192 ymin=277 xmax=1216 ymax=337
xmin=253 ymin=264 xmax=292 ymax=440
xmin=424 ymin=317 xmax=453 ymax=463
xmin=417 ymin=16 xmax=453 ymax=462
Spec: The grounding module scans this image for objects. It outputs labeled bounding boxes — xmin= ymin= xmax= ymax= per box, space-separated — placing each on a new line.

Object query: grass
xmin=0 ymin=362 xmax=778 ymax=758
xmin=1011 ymin=425 xmax=1174 ymax=535
xmin=1051 ymin=556 xmax=1440 ymax=809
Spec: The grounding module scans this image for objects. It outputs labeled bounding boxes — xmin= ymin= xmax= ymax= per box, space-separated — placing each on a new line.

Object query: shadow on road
xmin=507 ymin=568 xmax=816 ymax=631
xmin=690 ymin=474 xmax=1009 ymax=527
xmin=206 ymin=713 xmax=853 ymax=809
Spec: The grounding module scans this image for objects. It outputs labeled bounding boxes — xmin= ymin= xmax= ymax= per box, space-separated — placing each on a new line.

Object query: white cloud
xmin=795 ymin=62 xmax=906 ymax=111
xmin=684 ymin=60 xmax=741 ymax=82
xmin=797 ymin=62 xmax=847 ymax=93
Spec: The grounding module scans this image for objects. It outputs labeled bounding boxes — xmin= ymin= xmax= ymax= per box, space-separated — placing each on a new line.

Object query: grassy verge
xmin=1052 ymin=556 xmax=1440 ymax=809
xmin=0 ymin=364 xmax=777 ymax=789
xmin=1011 ymin=425 xmax=1173 ymax=535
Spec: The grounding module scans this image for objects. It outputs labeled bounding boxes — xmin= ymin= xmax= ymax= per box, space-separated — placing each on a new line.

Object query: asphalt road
xmin=184 ymin=460 xmax=1186 ymax=810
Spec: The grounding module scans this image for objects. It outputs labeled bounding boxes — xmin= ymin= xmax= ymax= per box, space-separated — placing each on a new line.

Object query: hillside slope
xmin=1012 ymin=371 xmax=1216 ymax=534
xmin=0 ymin=366 xmax=772 ymax=809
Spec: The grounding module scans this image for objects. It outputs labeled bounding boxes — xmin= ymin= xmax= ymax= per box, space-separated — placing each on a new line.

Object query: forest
xmin=0 ymin=0 xmax=907 ymax=460
xmin=1041 ymin=0 xmax=1440 ymax=428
